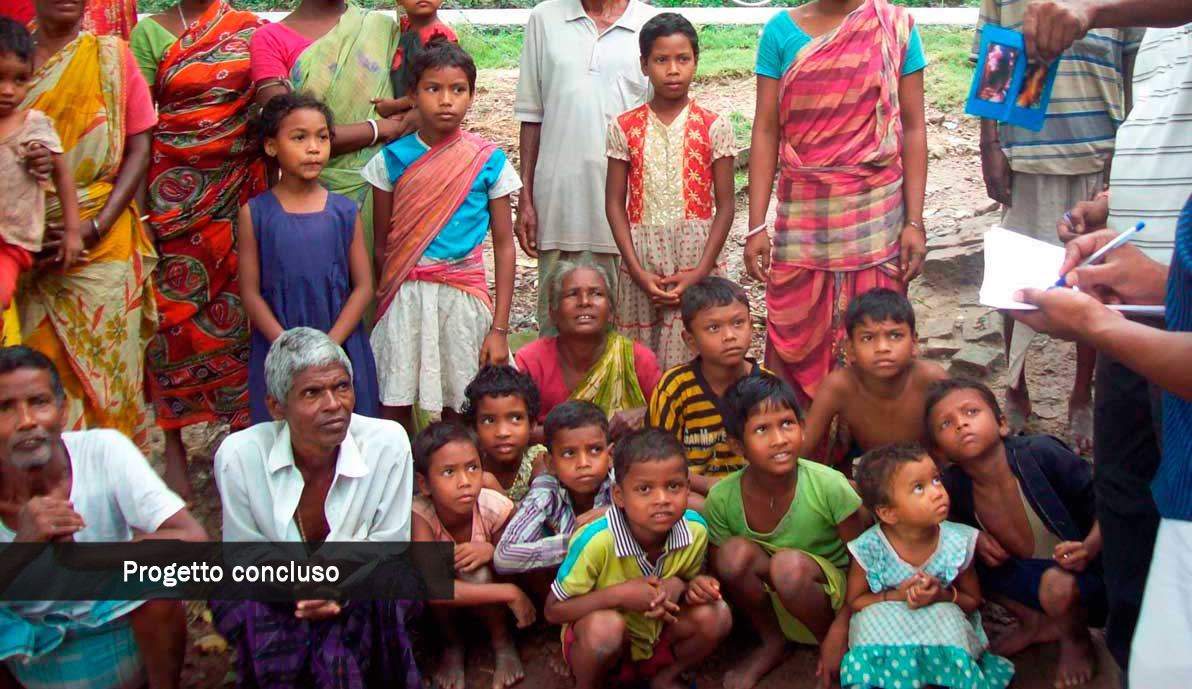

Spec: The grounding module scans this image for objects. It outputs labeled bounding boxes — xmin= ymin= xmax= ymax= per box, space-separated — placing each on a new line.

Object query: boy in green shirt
xmin=706 ymin=372 xmax=868 ymax=689
xmin=544 ymin=428 xmax=732 ymax=689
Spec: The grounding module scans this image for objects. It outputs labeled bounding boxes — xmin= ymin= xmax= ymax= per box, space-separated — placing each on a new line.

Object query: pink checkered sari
xmin=765 ymin=0 xmax=912 ymax=407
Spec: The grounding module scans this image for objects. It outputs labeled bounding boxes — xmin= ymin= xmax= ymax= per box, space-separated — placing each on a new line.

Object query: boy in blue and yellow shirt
xmin=544 ymin=428 xmax=731 ymax=689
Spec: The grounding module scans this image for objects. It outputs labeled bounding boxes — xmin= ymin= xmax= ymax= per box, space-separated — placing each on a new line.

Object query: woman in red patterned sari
xmin=744 ymin=0 xmax=928 ymax=413
xmin=4 ymin=0 xmax=137 ymax=38
xmin=131 ymin=0 xmax=266 ymax=499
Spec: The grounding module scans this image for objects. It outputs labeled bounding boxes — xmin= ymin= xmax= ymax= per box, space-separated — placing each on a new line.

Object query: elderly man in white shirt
xmin=513 ymin=0 xmax=653 ymax=334
xmin=210 ymin=327 xmax=420 ymax=689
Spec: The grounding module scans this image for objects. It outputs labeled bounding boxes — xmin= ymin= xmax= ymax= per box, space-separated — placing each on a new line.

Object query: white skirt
xmin=370 ymin=280 xmax=491 ymax=412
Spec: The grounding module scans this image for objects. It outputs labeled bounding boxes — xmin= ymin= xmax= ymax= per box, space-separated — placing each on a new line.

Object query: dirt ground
xmin=170 ymin=70 xmax=1114 ymax=688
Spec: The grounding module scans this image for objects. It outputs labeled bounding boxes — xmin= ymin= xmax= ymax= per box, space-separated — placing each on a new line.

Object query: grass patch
xmin=456 ymin=24 xmax=524 ymax=70
xmin=919 ymin=26 xmax=974 ymax=111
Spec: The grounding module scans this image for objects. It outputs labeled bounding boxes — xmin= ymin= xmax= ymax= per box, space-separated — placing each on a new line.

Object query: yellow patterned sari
xmin=20 ymin=33 xmax=158 ymax=449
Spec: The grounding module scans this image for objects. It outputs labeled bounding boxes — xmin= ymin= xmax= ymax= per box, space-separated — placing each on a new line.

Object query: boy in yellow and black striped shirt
xmin=648 ymin=278 xmax=766 ymax=511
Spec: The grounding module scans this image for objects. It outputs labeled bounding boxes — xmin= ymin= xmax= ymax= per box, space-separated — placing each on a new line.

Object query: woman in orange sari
xmin=132 ymin=0 xmax=266 ymax=499
xmin=744 ymin=0 xmax=928 ymax=414
xmin=20 ymin=0 xmax=159 ymax=450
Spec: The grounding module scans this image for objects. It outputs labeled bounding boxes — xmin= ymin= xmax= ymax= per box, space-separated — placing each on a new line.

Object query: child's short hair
xmin=854 ymin=442 xmax=930 ymax=511
xmin=844 ymin=287 xmax=916 ymax=336
xmin=543 ymin=400 xmax=609 ymax=451
xmin=0 ymin=17 xmax=33 ymax=64
xmin=257 ymin=92 xmax=335 ymax=151
xmin=612 ymin=428 xmax=688 ymax=484
xmin=638 ymin=12 xmax=699 ymax=60
xmin=923 ymin=378 xmax=1004 ymax=440
xmin=407 ymin=37 xmax=477 ymax=94
xmin=413 ymin=420 xmax=479 ymax=475
xmin=680 ymin=276 xmax=750 ymax=330
xmin=461 ymin=365 xmax=541 ymax=426
xmin=723 ymin=372 xmax=804 ymax=440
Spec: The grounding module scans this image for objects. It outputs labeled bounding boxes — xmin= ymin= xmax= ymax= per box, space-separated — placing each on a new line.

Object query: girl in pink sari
xmin=744 ymin=0 xmax=928 ymax=422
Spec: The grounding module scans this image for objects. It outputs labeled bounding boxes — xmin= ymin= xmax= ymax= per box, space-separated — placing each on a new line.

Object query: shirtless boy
xmin=801 ymin=287 xmax=948 ymax=470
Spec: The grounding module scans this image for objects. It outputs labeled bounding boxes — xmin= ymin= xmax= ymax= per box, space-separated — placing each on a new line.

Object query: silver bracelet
xmin=367 ymin=119 xmax=379 ymax=147
xmin=745 ymin=223 xmax=769 ymax=239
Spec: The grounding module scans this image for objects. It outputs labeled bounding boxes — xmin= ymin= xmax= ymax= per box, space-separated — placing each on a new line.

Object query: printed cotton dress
xmin=840 ymin=521 xmax=1014 ymax=689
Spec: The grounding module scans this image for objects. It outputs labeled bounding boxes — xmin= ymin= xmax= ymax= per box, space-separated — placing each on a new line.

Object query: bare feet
xmin=1067 ymin=400 xmax=1093 ymax=456
xmin=724 ymin=635 xmax=788 ymax=689
xmin=990 ymin=614 xmax=1042 ymax=657
xmin=1005 ymin=385 xmax=1031 ymax=435
xmin=1054 ymin=633 xmax=1096 ymax=688
xmin=990 ymin=610 xmax=1061 ymax=657
xmin=491 ymin=640 xmax=525 ymax=689
xmin=546 ymin=640 xmax=570 ymax=679
xmin=432 ymin=644 xmax=466 ymax=689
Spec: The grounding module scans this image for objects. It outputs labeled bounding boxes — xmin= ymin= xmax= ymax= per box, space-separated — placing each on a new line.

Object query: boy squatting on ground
xmin=927 ymin=378 xmax=1106 ymax=689
xmin=544 ymin=428 xmax=732 ymax=689
xmin=648 ymin=277 xmax=766 ymax=512
xmin=800 ymin=287 xmax=948 ymax=471
xmin=706 ymin=372 xmax=869 ymax=689
xmin=410 ymin=421 xmax=536 ymax=689
xmin=494 ymin=400 xmax=615 ymax=598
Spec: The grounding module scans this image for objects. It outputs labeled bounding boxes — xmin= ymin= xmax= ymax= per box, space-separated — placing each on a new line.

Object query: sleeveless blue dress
xmin=840 ymin=522 xmax=1014 ymax=689
xmin=246 ymin=190 xmax=379 ymax=422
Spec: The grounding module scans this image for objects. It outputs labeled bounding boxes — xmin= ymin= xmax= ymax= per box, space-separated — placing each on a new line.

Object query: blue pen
xmin=1053 ymin=221 xmax=1145 ymax=288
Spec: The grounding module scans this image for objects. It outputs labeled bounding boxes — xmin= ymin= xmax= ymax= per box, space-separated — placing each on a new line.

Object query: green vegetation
xmin=140 ymin=1 xmax=977 ymax=10
xmin=920 ymin=26 xmax=973 ymax=111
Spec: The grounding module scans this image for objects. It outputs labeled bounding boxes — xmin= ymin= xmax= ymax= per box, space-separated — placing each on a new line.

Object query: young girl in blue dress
xmin=842 ymin=443 xmax=1013 ymax=689
xmin=237 ymin=93 xmax=380 ymax=422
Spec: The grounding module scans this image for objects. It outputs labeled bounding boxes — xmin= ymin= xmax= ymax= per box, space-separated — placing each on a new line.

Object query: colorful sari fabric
xmin=1 ymin=303 xmax=18 ymax=346
xmin=12 ymin=0 xmax=137 ymax=39
xmin=144 ymin=2 xmax=266 ymax=431
xmin=292 ymin=5 xmax=396 ymax=263
xmin=19 ymin=34 xmax=158 ymax=449
xmin=569 ymin=331 xmax=649 ymax=417
xmin=766 ymin=0 xmax=912 ymax=402
xmin=376 ymin=130 xmax=497 ymax=319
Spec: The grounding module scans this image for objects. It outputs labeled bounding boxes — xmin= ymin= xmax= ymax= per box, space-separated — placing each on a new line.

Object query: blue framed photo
xmin=965 ymin=25 xmax=1057 ymax=132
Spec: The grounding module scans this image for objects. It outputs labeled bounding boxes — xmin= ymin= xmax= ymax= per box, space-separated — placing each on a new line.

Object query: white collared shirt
xmin=514 ymin=0 xmax=653 ymax=254
xmin=215 ymin=414 xmax=413 ymax=542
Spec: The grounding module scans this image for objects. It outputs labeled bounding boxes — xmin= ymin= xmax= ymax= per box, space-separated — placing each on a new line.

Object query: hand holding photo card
xmin=965 ymin=25 xmax=1058 ymax=132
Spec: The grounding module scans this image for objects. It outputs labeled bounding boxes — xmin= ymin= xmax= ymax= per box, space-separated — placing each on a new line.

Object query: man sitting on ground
xmin=210 ymin=327 xmax=421 ymax=688
xmin=0 ymin=345 xmax=207 ymax=689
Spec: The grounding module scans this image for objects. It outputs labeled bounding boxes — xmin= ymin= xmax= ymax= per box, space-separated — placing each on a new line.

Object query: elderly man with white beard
xmin=0 ymin=346 xmax=207 ymax=689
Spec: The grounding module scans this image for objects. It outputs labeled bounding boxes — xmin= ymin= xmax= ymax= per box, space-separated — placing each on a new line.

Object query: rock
xmin=928 ymin=142 xmax=949 ymax=160
xmin=927 ymin=111 xmax=945 ymax=126
xmin=962 ymin=309 xmax=1002 ymax=344
xmin=950 ymin=344 xmax=1005 ymax=377
xmin=943 ymin=121 xmax=959 ymax=130
xmin=918 ymin=317 xmax=956 ymax=341
xmin=975 ymin=200 xmax=1002 ymax=216
xmin=923 ymin=245 xmax=982 ymax=288
xmin=922 ymin=339 xmax=962 ymax=358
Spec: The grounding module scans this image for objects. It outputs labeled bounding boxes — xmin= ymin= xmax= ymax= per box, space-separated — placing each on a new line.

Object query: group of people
xmin=0 ymin=0 xmax=1191 ymax=687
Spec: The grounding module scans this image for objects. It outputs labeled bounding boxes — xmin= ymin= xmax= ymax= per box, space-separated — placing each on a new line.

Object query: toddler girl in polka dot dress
xmin=840 ymin=444 xmax=1013 ymax=689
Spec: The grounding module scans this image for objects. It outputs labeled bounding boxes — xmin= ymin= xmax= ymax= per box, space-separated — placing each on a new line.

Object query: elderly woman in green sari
xmin=514 ymin=259 xmax=662 ymax=438
xmin=248 ymin=0 xmax=400 ymax=255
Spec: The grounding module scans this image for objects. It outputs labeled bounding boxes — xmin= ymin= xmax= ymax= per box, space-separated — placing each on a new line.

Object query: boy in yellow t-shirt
xmin=544 ymin=428 xmax=731 ymax=689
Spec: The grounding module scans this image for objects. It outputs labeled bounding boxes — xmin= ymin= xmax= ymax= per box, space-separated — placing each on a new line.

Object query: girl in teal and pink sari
xmin=744 ymin=0 xmax=928 ymax=419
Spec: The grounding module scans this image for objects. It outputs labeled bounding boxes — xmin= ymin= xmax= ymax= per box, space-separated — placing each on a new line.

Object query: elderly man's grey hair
xmin=546 ymin=256 xmax=616 ymax=315
xmin=264 ymin=327 xmax=354 ymax=403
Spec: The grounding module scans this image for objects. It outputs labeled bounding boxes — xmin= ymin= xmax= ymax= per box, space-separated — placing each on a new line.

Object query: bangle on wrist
xmin=489 ymin=324 xmax=509 ymax=335
xmin=745 ymin=223 xmax=768 ymax=239
xmin=367 ymin=119 xmax=379 ymax=147
xmin=950 ymin=586 xmax=959 ymax=604
xmin=907 ymin=219 xmax=925 ymax=232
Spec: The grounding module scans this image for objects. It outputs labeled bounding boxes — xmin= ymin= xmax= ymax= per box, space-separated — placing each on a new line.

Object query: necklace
xmin=177 ymin=3 xmax=192 ymax=30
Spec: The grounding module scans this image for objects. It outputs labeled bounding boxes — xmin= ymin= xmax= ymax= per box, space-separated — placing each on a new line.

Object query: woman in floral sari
xmin=249 ymin=0 xmax=400 ymax=268
xmin=5 ymin=0 xmax=138 ymax=38
xmin=20 ymin=0 xmax=159 ymax=450
xmin=744 ymin=0 xmax=928 ymax=419
xmin=130 ymin=0 xmax=266 ymax=499
xmin=514 ymin=259 xmax=661 ymax=438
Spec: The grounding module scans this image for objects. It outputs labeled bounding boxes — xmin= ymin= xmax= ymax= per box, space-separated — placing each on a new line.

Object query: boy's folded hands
xmin=454 ymin=542 xmax=495 ymax=573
